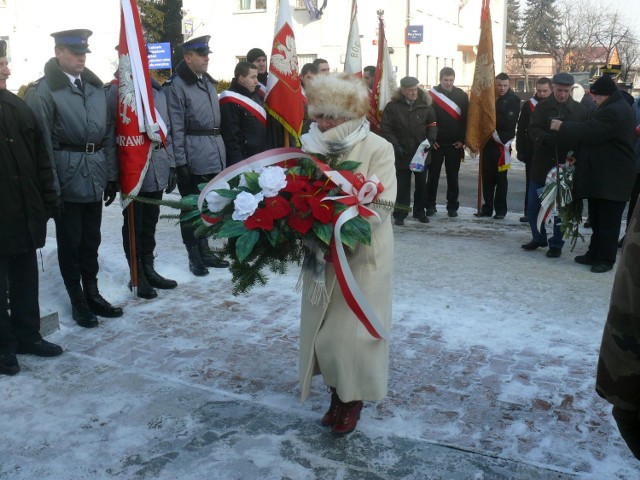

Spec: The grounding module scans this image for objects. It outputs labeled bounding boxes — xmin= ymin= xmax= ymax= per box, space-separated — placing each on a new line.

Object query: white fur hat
xmin=306 ymin=73 xmax=370 ymax=120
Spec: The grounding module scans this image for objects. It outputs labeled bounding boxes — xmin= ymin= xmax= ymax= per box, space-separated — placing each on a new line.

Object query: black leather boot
xmin=141 ymin=254 xmax=177 ymax=289
xmin=83 ymin=279 xmax=123 ymax=318
xmin=198 ymin=238 xmax=229 ymax=268
xmin=66 ymin=283 xmax=99 ymax=328
xmin=128 ymin=258 xmax=158 ymax=299
xmin=187 ymin=244 xmax=209 ymax=276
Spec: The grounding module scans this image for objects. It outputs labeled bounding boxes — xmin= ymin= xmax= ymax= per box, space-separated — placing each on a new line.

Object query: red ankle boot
xmin=332 ymin=400 xmax=363 ymax=435
xmin=321 ymin=388 xmax=340 ymax=427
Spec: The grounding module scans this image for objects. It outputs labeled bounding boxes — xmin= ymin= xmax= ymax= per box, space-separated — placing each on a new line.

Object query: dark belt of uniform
xmin=186 ymin=128 xmax=221 ymax=136
xmin=54 ymin=142 xmax=103 ymax=154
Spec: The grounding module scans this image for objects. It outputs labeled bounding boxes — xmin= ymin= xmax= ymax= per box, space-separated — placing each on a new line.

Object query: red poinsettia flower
xmin=308 ymin=196 xmax=334 ymax=224
xmin=264 ymin=195 xmax=291 ymax=220
xmin=245 ymin=208 xmax=274 ymax=231
xmin=288 ymin=210 xmax=315 ymax=234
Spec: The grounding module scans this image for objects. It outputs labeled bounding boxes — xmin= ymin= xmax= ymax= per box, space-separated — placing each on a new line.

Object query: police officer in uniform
xmin=164 ymin=35 xmax=229 ymax=276
xmin=106 ymin=48 xmax=178 ymax=300
xmin=0 ymin=39 xmax=63 ymax=375
xmin=25 ymin=29 xmax=122 ymax=327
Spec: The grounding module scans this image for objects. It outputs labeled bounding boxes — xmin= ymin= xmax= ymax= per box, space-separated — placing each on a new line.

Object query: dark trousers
xmin=626 ymin=173 xmax=640 ymax=228
xmin=0 ymin=251 xmax=42 ymax=354
xmin=587 ymin=197 xmax=626 ymax=266
xmin=426 ymin=145 xmax=461 ymax=212
xmin=178 ymin=173 xmax=215 ymax=246
xmin=612 ymin=406 xmax=640 ymax=460
xmin=122 ymin=190 xmax=163 ymax=260
xmin=394 ymin=169 xmax=427 ymax=219
xmin=481 ymin=144 xmax=508 ymax=216
xmin=55 ymin=201 xmax=103 ymax=287
xmin=523 ymin=160 xmax=532 ymax=214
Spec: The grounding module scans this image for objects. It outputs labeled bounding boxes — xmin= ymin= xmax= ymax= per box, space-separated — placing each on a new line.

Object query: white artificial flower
xmin=232 ymin=191 xmax=264 ymax=221
xmin=239 ymin=174 xmax=249 ymax=188
xmin=258 ymin=166 xmax=287 ymax=198
xmin=205 ymin=182 xmax=232 ymax=213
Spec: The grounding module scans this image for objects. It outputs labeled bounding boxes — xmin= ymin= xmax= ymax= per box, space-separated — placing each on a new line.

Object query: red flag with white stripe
xmin=367 ymin=11 xmax=396 ymax=134
xmin=265 ymin=0 xmax=305 ymax=143
xmin=117 ymin=0 xmax=167 ymax=208
xmin=343 ymin=0 xmax=362 ymax=76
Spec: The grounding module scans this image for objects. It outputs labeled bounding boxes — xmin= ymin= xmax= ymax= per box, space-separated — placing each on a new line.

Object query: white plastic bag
xmin=409 ymin=139 xmax=431 ymax=172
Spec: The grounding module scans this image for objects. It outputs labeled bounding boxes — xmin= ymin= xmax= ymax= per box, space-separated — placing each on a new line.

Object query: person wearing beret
xmin=523 ymin=73 xmax=587 ymax=259
xmin=0 ymin=39 xmax=63 ymax=375
xmin=164 ymin=35 xmax=229 ymax=276
xmin=381 ymin=76 xmax=438 ymax=225
xmin=550 ymin=75 xmax=635 ymax=272
xmin=475 ymin=72 xmax=521 ymax=220
xmin=24 ymin=29 xmax=122 ymax=328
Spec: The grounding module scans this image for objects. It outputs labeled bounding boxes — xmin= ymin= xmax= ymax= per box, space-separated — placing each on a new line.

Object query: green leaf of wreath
xmin=218 ymin=220 xmax=248 ymax=238
xmin=236 ymin=229 xmax=260 ymax=262
xmin=312 ymin=221 xmax=333 ymax=246
xmin=340 ymin=215 xmax=371 ymax=248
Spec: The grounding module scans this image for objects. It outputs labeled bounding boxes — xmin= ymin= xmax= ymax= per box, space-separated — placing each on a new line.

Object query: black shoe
xmin=584 ymin=220 xmax=591 ymax=229
xmin=521 ymin=240 xmax=548 ymax=250
xmin=546 ymin=247 xmax=562 ymax=258
xmin=394 ymin=218 xmax=404 ymax=226
xmin=493 ymin=214 xmax=505 ymax=220
xmin=141 ymin=254 xmax=178 ymax=289
xmin=447 ymin=211 xmax=458 ymax=218
xmin=83 ymin=280 xmax=124 ymax=318
xmin=574 ymin=255 xmax=595 ymax=266
xmin=425 ymin=207 xmax=437 ymax=216
xmin=198 ymin=239 xmax=230 ymax=268
xmin=519 ymin=216 xmax=528 ymax=223
xmin=187 ymin=244 xmax=209 ymax=276
xmin=17 ymin=339 xmax=63 ymax=357
xmin=413 ymin=215 xmax=429 ymax=223
xmin=474 ymin=211 xmax=492 ymax=217
xmin=66 ymin=284 xmax=99 ymax=328
xmin=0 ymin=353 xmax=20 ymax=376
xmin=591 ymin=263 xmax=613 ymax=273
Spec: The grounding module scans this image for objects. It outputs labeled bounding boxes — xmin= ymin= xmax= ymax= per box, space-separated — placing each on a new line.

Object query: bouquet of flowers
xmin=537 ymin=151 xmax=584 ymax=250
xmin=180 ymin=148 xmax=395 ymax=296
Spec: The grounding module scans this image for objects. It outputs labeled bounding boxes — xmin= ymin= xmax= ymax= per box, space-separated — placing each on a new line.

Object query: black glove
xmin=47 ymin=197 xmax=64 ymax=221
xmin=103 ymin=181 xmax=118 ymax=207
xmin=166 ymin=167 xmax=177 ymax=194
xmin=176 ymin=165 xmax=190 ymax=189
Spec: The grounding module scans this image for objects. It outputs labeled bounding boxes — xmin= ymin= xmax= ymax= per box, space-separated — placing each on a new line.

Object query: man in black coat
xmin=551 ymin=75 xmax=636 ymax=272
xmin=476 ymin=73 xmax=520 ymax=219
xmin=523 ymin=73 xmax=587 ymax=258
xmin=0 ymin=40 xmax=63 ymax=376
xmin=516 ymin=77 xmax=552 ymax=222
xmin=427 ymin=67 xmax=469 ymax=218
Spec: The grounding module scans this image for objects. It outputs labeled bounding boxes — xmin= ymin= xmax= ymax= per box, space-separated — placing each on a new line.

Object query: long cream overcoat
xmin=299 ymin=132 xmax=397 ymax=403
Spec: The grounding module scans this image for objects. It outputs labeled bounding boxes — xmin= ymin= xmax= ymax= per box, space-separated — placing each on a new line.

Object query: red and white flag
xmin=367 ymin=12 xmax=396 ymax=134
xmin=265 ymin=0 xmax=305 ymax=143
xmin=343 ymin=0 xmax=362 ymax=76
xmin=117 ymin=0 xmax=167 ymax=208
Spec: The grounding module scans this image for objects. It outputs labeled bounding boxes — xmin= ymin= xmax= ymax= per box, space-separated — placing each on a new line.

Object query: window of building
xmin=297 ymin=54 xmax=317 ymax=67
xmin=237 ymin=0 xmax=266 ymax=12
xmin=295 ymin=0 xmax=307 ymax=9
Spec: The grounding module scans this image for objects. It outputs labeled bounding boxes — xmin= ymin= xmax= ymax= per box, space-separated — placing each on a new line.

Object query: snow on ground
xmin=2 ymin=187 xmax=639 ymax=479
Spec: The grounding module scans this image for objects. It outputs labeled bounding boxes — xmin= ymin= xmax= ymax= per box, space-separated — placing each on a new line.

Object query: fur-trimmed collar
xmin=43 ymin=57 xmax=103 ymax=91
xmin=175 ymin=60 xmax=216 ymax=86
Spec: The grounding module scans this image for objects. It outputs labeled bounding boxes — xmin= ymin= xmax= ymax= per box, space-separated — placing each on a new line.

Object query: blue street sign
xmin=406 ymin=25 xmax=424 ymax=44
xmin=148 ymin=42 xmax=172 ymax=70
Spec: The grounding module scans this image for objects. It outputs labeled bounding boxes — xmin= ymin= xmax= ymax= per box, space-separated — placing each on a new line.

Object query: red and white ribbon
xmin=197 ymin=147 xmax=388 ymax=340
xmin=430 ymin=88 xmax=462 ymax=121
xmin=219 ymin=90 xmax=267 ymax=126
xmin=491 ymin=130 xmax=514 ymax=172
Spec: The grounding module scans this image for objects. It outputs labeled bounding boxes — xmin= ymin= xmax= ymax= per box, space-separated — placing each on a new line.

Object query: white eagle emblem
xmin=471 ymin=53 xmax=494 ymax=97
xmin=118 ymin=53 xmax=136 ymax=125
xmin=271 ymin=35 xmax=299 ymax=76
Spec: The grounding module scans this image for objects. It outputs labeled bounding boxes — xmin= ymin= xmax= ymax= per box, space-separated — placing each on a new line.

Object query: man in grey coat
xmin=106 ymin=71 xmax=178 ymax=299
xmin=25 ymin=29 xmax=122 ymax=328
xmin=164 ymin=35 xmax=229 ymax=276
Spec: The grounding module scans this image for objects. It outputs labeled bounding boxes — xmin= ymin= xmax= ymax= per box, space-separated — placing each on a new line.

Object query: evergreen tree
xmin=523 ymin=0 xmax=560 ymax=54
xmin=138 ymin=0 xmax=184 ymax=69
xmin=506 ymin=0 xmax=521 ymax=45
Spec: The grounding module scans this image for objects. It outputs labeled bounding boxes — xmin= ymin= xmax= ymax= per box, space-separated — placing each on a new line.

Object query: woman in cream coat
xmin=299 ymin=73 xmax=397 ymax=435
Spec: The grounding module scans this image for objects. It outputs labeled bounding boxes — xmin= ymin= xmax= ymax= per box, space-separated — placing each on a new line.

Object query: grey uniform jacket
xmin=24 ymin=58 xmax=117 ymax=203
xmin=106 ymin=78 xmax=175 ymax=192
xmin=164 ymin=61 xmax=226 ymax=175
